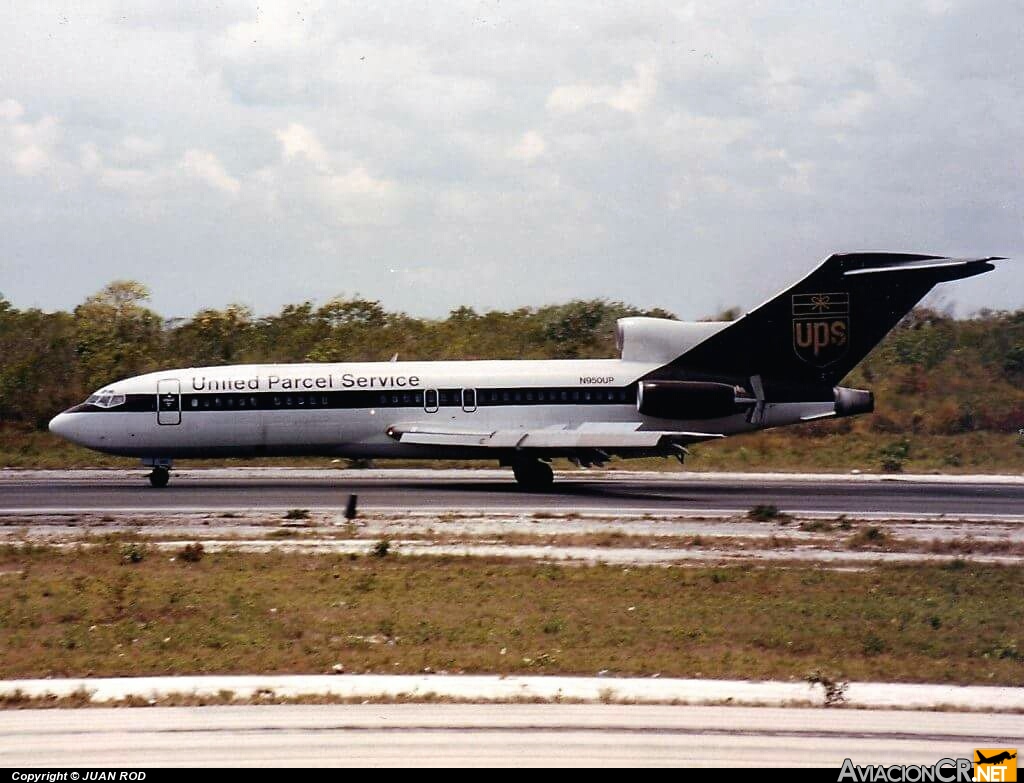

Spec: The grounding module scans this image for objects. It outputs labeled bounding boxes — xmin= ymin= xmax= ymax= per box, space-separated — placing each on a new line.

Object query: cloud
xmin=547 ymin=61 xmax=658 ymax=114
xmin=874 ymin=60 xmax=921 ymax=100
xmin=0 ymin=2 xmax=1021 ymax=320
xmin=270 ymin=122 xmax=403 ymax=226
xmin=118 ymin=135 xmax=164 ymax=161
xmin=317 ymin=167 xmax=399 ymax=226
xmin=813 ymin=90 xmax=875 ymax=128
xmin=180 ymin=149 xmax=240 ymax=195
xmin=98 ymin=166 xmax=154 ymax=194
xmin=275 ymin=122 xmax=331 ymax=170
xmin=508 ymin=131 xmax=546 ymax=162
xmin=2 ymin=108 xmax=64 ymax=180
xmin=0 ymin=98 xmax=24 ymax=120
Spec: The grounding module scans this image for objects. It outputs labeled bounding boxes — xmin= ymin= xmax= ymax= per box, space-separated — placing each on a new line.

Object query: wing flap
xmin=386 ymin=422 xmax=724 ymax=449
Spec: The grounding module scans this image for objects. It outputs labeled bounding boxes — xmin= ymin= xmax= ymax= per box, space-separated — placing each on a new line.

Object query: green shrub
xmin=120 ymin=543 xmax=146 ymax=564
xmin=179 ymin=542 xmax=204 ymax=562
xmin=748 ymin=504 xmax=787 ymax=522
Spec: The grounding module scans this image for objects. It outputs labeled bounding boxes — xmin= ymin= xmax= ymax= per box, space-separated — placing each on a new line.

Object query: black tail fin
xmin=666 ymin=253 xmax=1001 ymax=393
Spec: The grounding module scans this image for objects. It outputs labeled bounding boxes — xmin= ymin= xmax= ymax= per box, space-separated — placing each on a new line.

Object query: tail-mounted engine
xmin=637 ymin=380 xmax=874 ymax=422
xmin=637 ymin=381 xmax=754 ymax=420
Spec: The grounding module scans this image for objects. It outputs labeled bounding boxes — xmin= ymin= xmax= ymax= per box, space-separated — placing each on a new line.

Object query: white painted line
xmin=2 ymin=674 xmax=1021 ymax=711
xmin=4 ymin=507 xmax=1024 ymax=523
xmin=3 ymin=468 xmax=1023 ymax=484
xmin=36 ymin=538 xmax=1020 ymax=566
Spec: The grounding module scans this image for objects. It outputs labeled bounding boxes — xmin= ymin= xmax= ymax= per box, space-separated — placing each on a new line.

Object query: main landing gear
xmin=143 ymin=458 xmax=173 ymax=488
xmin=511 ymin=458 xmax=554 ymax=491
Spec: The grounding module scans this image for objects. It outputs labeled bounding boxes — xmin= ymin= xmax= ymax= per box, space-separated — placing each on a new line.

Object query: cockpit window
xmin=87 ymin=391 xmax=126 ymax=408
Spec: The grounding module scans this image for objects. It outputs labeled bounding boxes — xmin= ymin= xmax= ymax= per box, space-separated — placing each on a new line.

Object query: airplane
xmin=975 ymin=752 xmax=1017 ymax=766
xmin=48 ymin=252 xmax=1006 ymax=489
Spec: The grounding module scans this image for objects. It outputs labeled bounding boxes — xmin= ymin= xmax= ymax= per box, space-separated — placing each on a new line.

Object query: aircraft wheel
xmin=148 ymin=467 xmax=170 ymax=488
xmin=512 ymin=459 xmax=554 ymax=491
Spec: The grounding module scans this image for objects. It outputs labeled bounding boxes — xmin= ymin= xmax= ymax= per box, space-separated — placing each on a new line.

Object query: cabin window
xmin=191 ymin=399 xmax=198 ymax=408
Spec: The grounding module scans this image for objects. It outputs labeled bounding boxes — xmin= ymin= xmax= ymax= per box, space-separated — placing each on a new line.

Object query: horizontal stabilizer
xmin=843 ymin=256 xmax=1005 ymax=277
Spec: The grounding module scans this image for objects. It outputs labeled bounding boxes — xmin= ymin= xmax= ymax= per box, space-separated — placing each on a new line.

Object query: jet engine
xmin=637 ymin=380 xmax=752 ymax=420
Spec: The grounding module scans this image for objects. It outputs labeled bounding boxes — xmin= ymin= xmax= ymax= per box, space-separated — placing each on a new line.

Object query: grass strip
xmin=1 ymin=542 xmax=1021 ymax=684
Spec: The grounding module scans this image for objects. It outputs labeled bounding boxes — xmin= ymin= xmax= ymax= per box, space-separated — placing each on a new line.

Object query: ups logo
xmin=792 ymin=292 xmax=849 ymax=367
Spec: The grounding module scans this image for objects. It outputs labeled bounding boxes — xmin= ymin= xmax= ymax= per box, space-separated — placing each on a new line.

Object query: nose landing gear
xmin=142 ymin=458 xmax=173 ymax=488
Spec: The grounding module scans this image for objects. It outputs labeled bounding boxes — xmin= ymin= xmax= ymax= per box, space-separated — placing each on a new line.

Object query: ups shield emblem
xmin=792 ymin=292 xmax=850 ymax=367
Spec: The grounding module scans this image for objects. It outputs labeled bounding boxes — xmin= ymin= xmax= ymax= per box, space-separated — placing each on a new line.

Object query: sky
xmin=0 ymin=1 xmax=1021 ymax=321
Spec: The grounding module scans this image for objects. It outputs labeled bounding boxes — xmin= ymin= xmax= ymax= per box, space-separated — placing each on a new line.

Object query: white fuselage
xmin=48 ymin=358 xmax=836 ymax=462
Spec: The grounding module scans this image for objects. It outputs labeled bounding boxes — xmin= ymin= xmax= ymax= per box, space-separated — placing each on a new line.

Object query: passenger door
xmin=157 ymin=379 xmax=181 ymax=425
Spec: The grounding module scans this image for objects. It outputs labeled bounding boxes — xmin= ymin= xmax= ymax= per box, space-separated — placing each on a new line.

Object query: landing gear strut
xmin=511 ymin=458 xmax=554 ymax=491
xmin=148 ymin=466 xmax=170 ymax=488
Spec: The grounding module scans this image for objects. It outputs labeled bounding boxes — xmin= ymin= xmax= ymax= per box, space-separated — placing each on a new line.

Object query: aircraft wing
xmin=385 ymin=422 xmax=724 ymax=450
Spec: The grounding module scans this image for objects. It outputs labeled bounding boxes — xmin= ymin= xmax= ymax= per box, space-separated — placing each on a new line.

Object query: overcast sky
xmin=1 ymin=1 xmax=1021 ymax=321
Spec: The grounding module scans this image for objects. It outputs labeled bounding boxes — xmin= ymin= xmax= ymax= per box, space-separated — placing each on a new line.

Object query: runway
xmin=2 ymin=703 xmax=1017 ymax=767
xmin=2 ymin=468 xmax=1023 ymax=516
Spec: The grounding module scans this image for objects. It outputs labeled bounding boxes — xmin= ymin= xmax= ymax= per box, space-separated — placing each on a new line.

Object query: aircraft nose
xmin=49 ymin=412 xmax=82 ymax=444
xmin=49 ymin=412 xmax=70 ymax=438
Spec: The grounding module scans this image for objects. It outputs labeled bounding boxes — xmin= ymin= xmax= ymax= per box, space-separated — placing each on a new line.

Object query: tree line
xmin=0 ymin=281 xmax=1021 ymax=436
xmin=0 ymin=281 xmax=673 ymax=428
